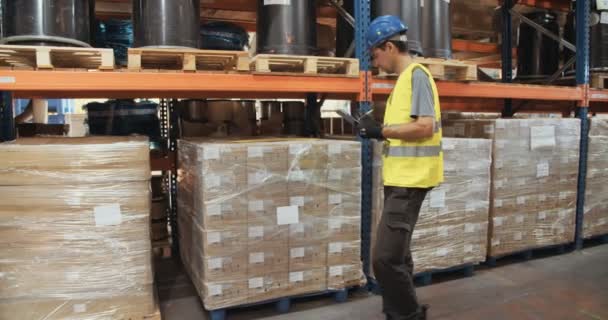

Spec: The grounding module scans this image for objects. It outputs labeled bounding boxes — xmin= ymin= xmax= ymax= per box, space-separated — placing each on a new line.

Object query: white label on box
xmin=495 ymin=179 xmax=504 ymax=189
xmin=290 ymin=170 xmax=306 ymax=181
xmin=516 ymin=215 xmax=525 ymax=224
xmin=530 ymin=126 xmax=556 ymax=150
xmin=93 ymin=204 xmax=122 ymax=226
xmin=598 ymin=0 xmax=608 ymax=10
xmin=206 ymin=175 xmax=221 ymax=188
xmin=329 ymin=218 xmax=342 ymax=230
xmin=204 ymin=147 xmax=220 ymax=160
xmin=209 ymin=258 xmax=223 ymax=270
xmin=289 ymin=144 xmax=304 ymax=155
xmin=538 ymin=194 xmax=547 ymax=202
xmin=537 ymin=161 xmax=550 ymax=178
xmin=438 ymin=226 xmax=449 ymax=237
xmin=248 ymin=146 xmax=264 ymax=158
xmin=209 ymin=284 xmax=223 ymax=296
xmin=73 ymin=304 xmax=87 ymax=313
xmin=495 ymin=159 xmax=503 ymax=168
xmin=329 ymin=169 xmax=342 ymax=181
xmin=436 ymin=248 xmax=449 ymax=257
xmin=465 ymin=223 xmax=476 ymax=233
xmin=492 ymin=239 xmax=501 ymax=247
xmin=207 ymin=232 xmax=221 ymax=244
xmin=495 ymin=199 xmax=503 ymax=208
xmin=289 ymin=271 xmax=304 ymax=283
xmin=464 ymin=245 xmax=474 ymax=253
xmin=329 ymin=194 xmax=342 ymax=205
xmin=328 ymin=143 xmax=342 ymax=155
xmin=514 ymin=232 xmax=523 ymax=241
xmin=249 ymin=277 xmax=264 ymax=289
xmin=517 ymin=196 xmax=527 ymax=205
xmin=559 ymin=192 xmax=569 ymax=200
xmin=206 ymin=204 xmax=222 ymax=217
xmin=291 ymin=247 xmax=305 ymax=258
xmin=430 ymin=190 xmax=446 ymax=208
xmin=290 ymin=196 xmax=305 ymax=207
xmin=559 ymin=209 xmax=568 ymax=219
xmin=329 ymin=266 xmax=343 ymax=277
xmin=493 ymin=217 xmax=504 ymax=227
xmin=465 ymin=202 xmax=476 ymax=212
xmin=329 ymin=242 xmax=343 ymax=254
xmin=601 ymin=11 xmax=608 ymax=24
xmin=484 ymin=125 xmax=494 ymax=134
xmin=264 ymin=0 xmax=291 ymax=6
xmin=277 ymin=206 xmax=299 ymax=225
xmin=538 ymin=211 xmax=547 ymax=220
xmin=249 ymin=200 xmax=264 ymax=212
xmin=249 ymin=172 xmax=266 ymax=185
xmin=250 ymin=252 xmax=265 ymax=264
xmin=249 ymin=226 xmax=264 ymax=239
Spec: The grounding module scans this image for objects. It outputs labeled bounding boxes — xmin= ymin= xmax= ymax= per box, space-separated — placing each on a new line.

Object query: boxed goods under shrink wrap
xmin=0 ymin=137 xmax=157 ymax=320
xmin=178 ymin=139 xmax=364 ymax=311
xmin=489 ymin=119 xmax=579 ymax=257
xmin=584 ymin=119 xmax=608 ymax=238
xmin=370 ymin=138 xmax=492 ymax=277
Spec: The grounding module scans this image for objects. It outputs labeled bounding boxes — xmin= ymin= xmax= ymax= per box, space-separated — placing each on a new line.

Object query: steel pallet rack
xmin=0 ymin=0 xmax=606 ymax=289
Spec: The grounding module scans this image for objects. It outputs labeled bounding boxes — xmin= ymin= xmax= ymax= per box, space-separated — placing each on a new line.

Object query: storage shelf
xmin=514 ymin=0 xmax=571 ymax=11
xmin=0 ymin=70 xmax=363 ymax=100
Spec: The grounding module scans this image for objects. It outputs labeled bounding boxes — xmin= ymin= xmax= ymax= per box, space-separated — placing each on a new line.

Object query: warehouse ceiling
xmin=95 ymin=0 xmax=338 ymax=31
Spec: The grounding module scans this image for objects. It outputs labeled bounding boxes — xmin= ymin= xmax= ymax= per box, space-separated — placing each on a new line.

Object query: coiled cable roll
xmin=200 ymin=21 xmax=249 ymax=51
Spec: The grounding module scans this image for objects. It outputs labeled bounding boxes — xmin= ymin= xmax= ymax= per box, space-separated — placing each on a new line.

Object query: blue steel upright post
xmin=355 ymin=0 xmax=374 ymax=284
xmin=501 ymin=0 xmax=514 ymax=117
xmin=574 ymin=0 xmax=591 ymax=250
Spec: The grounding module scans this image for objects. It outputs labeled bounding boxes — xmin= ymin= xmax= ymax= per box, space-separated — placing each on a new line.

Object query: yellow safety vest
xmin=382 ymin=63 xmax=444 ymax=188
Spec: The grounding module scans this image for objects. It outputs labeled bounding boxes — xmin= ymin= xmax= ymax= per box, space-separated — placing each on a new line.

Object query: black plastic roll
xmin=373 ymin=0 xmax=423 ymax=55
xmin=517 ymin=11 xmax=560 ymax=78
xmin=133 ymin=0 xmax=200 ymax=49
xmin=1 ymin=0 xmax=94 ymax=47
xmin=257 ymin=0 xmax=317 ymax=55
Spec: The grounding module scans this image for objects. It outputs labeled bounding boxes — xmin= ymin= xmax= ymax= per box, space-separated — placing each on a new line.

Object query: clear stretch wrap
xmin=0 ymin=137 xmax=157 ymax=320
xmin=443 ymin=118 xmax=580 ymax=257
xmin=370 ymin=138 xmax=492 ymax=276
xmin=177 ymin=138 xmax=364 ymax=311
xmin=584 ymin=119 xmax=608 ymax=238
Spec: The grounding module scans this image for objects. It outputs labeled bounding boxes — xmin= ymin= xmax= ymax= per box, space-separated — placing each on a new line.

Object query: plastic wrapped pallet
xmin=0 ymin=137 xmax=158 ymax=320
xmin=584 ymin=119 xmax=608 ymax=238
xmin=370 ymin=138 xmax=492 ymax=277
xmin=177 ymin=138 xmax=364 ymax=311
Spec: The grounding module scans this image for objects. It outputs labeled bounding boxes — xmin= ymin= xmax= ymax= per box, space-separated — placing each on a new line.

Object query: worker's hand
xmin=357 ymin=118 xmax=384 ymax=140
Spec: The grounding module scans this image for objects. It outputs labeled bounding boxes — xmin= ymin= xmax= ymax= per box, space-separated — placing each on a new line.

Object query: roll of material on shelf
xmin=518 ymin=11 xmax=560 ymax=79
xmin=373 ymin=0 xmax=423 ymax=56
xmin=133 ymin=0 xmax=200 ymax=49
xmin=421 ymin=0 xmax=452 ymax=59
xmin=1 ymin=0 xmax=94 ymax=47
xmin=257 ymin=0 xmax=317 ymax=55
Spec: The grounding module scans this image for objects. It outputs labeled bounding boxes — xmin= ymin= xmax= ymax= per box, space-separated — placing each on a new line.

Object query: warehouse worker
xmin=358 ymin=15 xmax=443 ymax=320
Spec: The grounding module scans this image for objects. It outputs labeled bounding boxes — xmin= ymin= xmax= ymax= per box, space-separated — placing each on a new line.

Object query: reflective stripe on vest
xmin=385 ymin=121 xmax=442 ymax=133
xmin=386 ymin=145 xmax=442 ymax=157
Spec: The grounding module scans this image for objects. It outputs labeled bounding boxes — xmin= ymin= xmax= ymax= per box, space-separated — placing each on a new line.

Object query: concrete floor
xmin=157 ymin=243 xmax=608 ymax=320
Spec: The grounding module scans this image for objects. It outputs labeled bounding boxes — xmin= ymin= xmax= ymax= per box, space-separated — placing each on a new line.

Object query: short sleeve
xmin=410 ymin=69 xmax=435 ymax=118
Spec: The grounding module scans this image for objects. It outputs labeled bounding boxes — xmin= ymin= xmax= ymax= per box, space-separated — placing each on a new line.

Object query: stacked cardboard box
xmin=178 ymin=139 xmax=364 ymax=311
xmin=0 ymin=137 xmax=157 ymax=319
xmin=584 ymin=119 xmax=608 ymax=238
xmin=370 ymin=138 xmax=492 ymax=277
xmin=443 ymin=118 xmax=580 ymax=257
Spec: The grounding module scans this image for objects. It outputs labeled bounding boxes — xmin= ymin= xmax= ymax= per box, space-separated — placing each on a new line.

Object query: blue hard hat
xmin=367 ymin=15 xmax=408 ymax=50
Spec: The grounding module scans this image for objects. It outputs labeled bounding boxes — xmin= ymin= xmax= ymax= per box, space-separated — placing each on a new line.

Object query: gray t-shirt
xmin=410 ymin=68 xmax=435 ymax=119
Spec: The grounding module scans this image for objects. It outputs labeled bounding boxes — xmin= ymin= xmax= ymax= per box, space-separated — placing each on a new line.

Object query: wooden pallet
xmin=128 ymin=48 xmax=250 ymax=72
xmin=250 ymin=54 xmax=360 ymax=77
xmin=378 ymin=58 xmax=478 ymax=81
xmin=152 ymin=239 xmax=172 ymax=258
xmin=591 ymin=73 xmax=608 ymax=89
xmin=0 ymin=44 xmax=114 ymax=70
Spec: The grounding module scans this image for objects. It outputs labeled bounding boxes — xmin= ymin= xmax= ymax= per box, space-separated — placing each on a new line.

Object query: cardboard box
xmin=286 ymin=268 xmax=327 ymax=296
xmin=584 ymin=119 xmax=608 ymax=238
xmin=288 ymin=243 xmax=328 ymax=270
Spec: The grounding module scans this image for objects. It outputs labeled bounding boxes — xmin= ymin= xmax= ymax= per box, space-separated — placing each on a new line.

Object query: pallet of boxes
xmin=442 ymin=117 xmax=580 ymax=261
xmin=0 ymin=137 xmax=159 ymax=319
xmin=370 ymin=136 xmax=492 ymax=280
xmin=177 ymin=138 xmax=365 ymax=313
xmin=584 ymin=119 xmax=608 ymax=239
